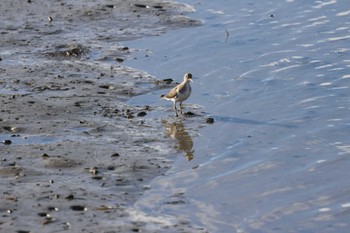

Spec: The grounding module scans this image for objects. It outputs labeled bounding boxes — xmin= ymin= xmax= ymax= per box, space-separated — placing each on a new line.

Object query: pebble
xmin=162 ymin=78 xmax=173 ymax=84
xmin=65 ymin=194 xmax=75 ymax=200
xmin=42 ymin=153 xmax=50 ymax=158
xmin=137 ymin=111 xmax=147 ymax=117
xmin=115 ymin=58 xmax=124 ymax=63
xmin=3 ymin=139 xmax=12 ymax=145
xmin=70 ymin=205 xmax=87 ymax=211
xmin=42 ymin=217 xmax=55 ymax=225
xmin=206 ymin=117 xmax=214 ymax=124
xmin=111 ymin=153 xmax=120 ymax=158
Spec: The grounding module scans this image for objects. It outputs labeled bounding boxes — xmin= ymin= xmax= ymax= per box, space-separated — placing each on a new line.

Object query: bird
xmin=161 ymin=73 xmax=194 ymax=117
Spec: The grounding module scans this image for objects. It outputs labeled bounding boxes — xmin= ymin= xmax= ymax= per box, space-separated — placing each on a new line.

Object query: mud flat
xmin=0 ymin=0 xmax=206 ymax=232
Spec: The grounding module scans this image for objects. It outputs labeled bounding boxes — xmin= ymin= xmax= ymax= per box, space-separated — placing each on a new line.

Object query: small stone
xmin=65 ymin=194 xmax=75 ymax=200
xmin=137 ymin=111 xmax=147 ymax=117
xmin=115 ymin=58 xmax=124 ymax=63
xmin=133 ymin=4 xmax=148 ymax=8
xmin=111 ymin=153 xmax=120 ymax=158
xmin=42 ymin=153 xmax=50 ymax=158
xmin=162 ymin=78 xmax=173 ymax=84
xmin=184 ymin=111 xmax=195 ymax=116
xmin=118 ymin=46 xmax=129 ymax=51
xmin=153 ymin=5 xmax=163 ymax=9
xmin=3 ymin=126 xmax=12 ymax=131
xmin=91 ymin=176 xmax=104 ymax=180
xmin=127 ymin=113 xmax=134 ymax=119
xmin=47 ymin=206 xmax=59 ymax=211
xmin=74 ymin=102 xmax=82 ymax=107
xmin=38 ymin=212 xmax=49 ymax=217
xmin=7 ymin=161 xmax=16 ymax=166
xmin=99 ymin=84 xmax=110 ymax=89
xmin=70 ymin=205 xmax=87 ymax=211
xmin=3 ymin=140 xmax=12 ymax=145
xmin=42 ymin=217 xmax=54 ymax=225
xmin=206 ymin=118 xmax=214 ymax=124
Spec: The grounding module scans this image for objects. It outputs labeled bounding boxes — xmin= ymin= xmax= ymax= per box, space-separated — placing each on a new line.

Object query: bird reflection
xmin=162 ymin=120 xmax=194 ymax=161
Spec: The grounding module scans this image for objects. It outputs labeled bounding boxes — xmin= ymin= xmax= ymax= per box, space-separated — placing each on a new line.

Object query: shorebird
xmin=161 ymin=73 xmax=194 ymax=117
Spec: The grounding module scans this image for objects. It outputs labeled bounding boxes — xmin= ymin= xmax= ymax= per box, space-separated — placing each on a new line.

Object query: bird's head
xmin=184 ymin=73 xmax=194 ymax=83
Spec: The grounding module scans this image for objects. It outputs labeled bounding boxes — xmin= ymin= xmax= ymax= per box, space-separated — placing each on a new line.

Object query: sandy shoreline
xmin=0 ymin=0 xmax=206 ymax=232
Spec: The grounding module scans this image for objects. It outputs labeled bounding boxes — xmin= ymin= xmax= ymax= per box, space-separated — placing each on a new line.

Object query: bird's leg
xmin=179 ymin=102 xmax=183 ymax=115
xmin=174 ymin=102 xmax=179 ymax=117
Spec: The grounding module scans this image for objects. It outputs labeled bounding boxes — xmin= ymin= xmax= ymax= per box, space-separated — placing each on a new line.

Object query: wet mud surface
xmin=0 ymin=0 xmax=206 ymax=232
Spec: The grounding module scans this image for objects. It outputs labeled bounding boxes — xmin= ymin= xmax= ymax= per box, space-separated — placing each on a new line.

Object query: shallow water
xmin=126 ymin=0 xmax=350 ymax=232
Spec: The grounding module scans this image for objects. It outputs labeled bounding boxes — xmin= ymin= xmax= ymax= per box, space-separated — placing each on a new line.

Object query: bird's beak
xmin=190 ymin=79 xmax=194 ymax=83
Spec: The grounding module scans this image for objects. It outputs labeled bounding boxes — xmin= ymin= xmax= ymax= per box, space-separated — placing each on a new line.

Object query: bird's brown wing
xmin=164 ymin=83 xmax=184 ymax=99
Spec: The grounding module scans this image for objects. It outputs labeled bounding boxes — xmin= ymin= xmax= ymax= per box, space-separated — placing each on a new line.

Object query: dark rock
xmin=115 ymin=58 xmax=124 ymax=63
xmin=118 ymin=46 xmax=129 ymax=51
xmin=38 ymin=212 xmax=49 ymax=217
xmin=70 ymin=205 xmax=86 ymax=211
xmin=3 ymin=139 xmax=12 ymax=145
xmin=3 ymin=126 xmax=12 ymax=131
xmin=42 ymin=153 xmax=50 ymax=158
xmin=162 ymin=78 xmax=173 ymax=84
xmin=137 ymin=111 xmax=147 ymax=117
xmin=111 ymin=153 xmax=120 ymax=158
xmin=65 ymin=194 xmax=75 ymax=200
xmin=206 ymin=117 xmax=214 ymax=124
xmin=133 ymin=4 xmax=148 ymax=8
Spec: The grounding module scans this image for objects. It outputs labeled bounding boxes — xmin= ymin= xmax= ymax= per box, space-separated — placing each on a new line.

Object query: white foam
xmin=318 ymin=208 xmax=331 ymax=212
xmin=273 ymin=64 xmax=300 ymax=72
xmin=336 ymin=26 xmax=349 ymax=31
xmin=306 ymin=20 xmax=330 ymax=27
xmin=299 ymin=96 xmax=323 ymax=104
xmin=329 ymin=67 xmax=343 ymax=71
xmin=315 ymin=64 xmax=335 ymax=69
xmin=332 ymin=86 xmax=349 ymax=90
xmin=341 ymin=202 xmax=350 ymax=208
xmin=308 ymin=16 xmax=328 ymax=22
xmin=313 ymin=0 xmax=337 ymax=9
xmin=318 ymin=35 xmax=350 ymax=42
xmin=337 ymin=10 xmax=350 ymax=17
xmin=328 ymin=119 xmax=342 ymax=121
xmin=297 ymin=44 xmax=314 ymax=47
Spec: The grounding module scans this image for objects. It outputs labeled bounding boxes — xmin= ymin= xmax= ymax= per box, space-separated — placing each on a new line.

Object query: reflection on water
xmin=162 ymin=120 xmax=194 ymax=161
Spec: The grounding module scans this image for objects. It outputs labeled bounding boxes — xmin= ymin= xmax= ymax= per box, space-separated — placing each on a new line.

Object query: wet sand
xmin=0 ymin=0 xmax=206 ymax=232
